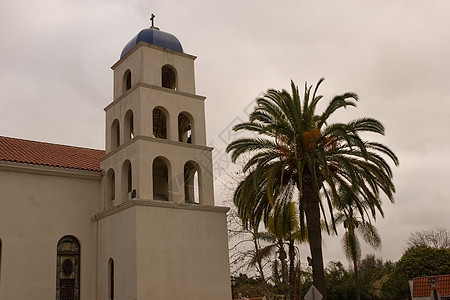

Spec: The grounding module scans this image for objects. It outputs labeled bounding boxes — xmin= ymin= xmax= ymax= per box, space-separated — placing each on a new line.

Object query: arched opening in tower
xmin=106 ymin=169 xmax=115 ymax=208
xmin=111 ymin=119 xmax=120 ymax=149
xmin=178 ymin=112 xmax=193 ymax=144
xmin=123 ymin=69 xmax=131 ymax=92
xmin=161 ymin=65 xmax=177 ymax=90
xmin=121 ymin=160 xmax=132 ymax=201
xmin=184 ymin=161 xmax=200 ymax=204
xmin=153 ymin=107 xmax=168 ymax=139
xmin=124 ymin=110 xmax=134 ymax=142
xmin=153 ymin=157 xmax=169 ymax=201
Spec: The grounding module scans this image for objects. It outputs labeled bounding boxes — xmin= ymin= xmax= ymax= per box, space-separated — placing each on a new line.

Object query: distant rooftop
xmin=412 ymin=275 xmax=450 ymax=297
xmin=0 ymin=136 xmax=104 ymax=172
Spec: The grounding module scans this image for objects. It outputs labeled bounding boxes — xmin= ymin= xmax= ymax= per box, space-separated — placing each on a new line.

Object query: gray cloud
xmin=1 ymin=0 xmax=449 ymax=264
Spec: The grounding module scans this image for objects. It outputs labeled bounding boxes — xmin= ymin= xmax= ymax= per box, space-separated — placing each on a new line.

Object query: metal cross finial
xmin=150 ymin=14 xmax=156 ymax=27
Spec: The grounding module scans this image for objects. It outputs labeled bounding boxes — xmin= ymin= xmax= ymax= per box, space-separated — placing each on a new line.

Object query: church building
xmin=0 ymin=21 xmax=232 ymax=300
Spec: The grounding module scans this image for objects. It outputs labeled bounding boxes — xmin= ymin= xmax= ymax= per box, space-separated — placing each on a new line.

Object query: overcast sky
xmin=1 ymin=0 xmax=449 ymax=267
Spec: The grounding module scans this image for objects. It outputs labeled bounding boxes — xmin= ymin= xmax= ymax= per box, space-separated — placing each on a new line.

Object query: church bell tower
xmin=95 ymin=18 xmax=231 ymax=300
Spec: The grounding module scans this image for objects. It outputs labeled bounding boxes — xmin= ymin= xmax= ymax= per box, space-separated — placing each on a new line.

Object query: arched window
xmin=108 ymin=258 xmax=115 ymax=300
xmin=122 ymin=160 xmax=132 ymax=201
xmin=178 ymin=112 xmax=193 ymax=144
xmin=153 ymin=107 xmax=168 ymax=139
xmin=124 ymin=110 xmax=134 ymax=142
xmin=161 ymin=65 xmax=177 ymax=90
xmin=123 ymin=69 xmax=131 ymax=93
xmin=153 ymin=157 xmax=169 ymax=201
xmin=111 ymin=119 xmax=120 ymax=150
xmin=56 ymin=236 xmax=80 ymax=300
xmin=106 ymin=169 xmax=115 ymax=208
xmin=184 ymin=161 xmax=201 ymax=204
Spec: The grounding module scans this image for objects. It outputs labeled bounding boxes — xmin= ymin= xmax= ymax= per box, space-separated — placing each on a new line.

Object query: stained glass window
xmin=56 ymin=236 xmax=80 ymax=300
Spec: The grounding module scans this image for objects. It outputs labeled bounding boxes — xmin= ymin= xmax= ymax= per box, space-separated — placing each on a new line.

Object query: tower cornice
xmin=112 ymin=42 xmax=197 ymax=70
xmin=92 ymin=199 xmax=229 ymax=222
xmin=99 ymin=135 xmax=213 ymax=163
xmin=105 ymin=82 xmax=206 ymax=111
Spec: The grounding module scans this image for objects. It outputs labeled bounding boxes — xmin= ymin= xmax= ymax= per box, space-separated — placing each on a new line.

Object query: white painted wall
xmin=0 ymin=164 xmax=101 ymax=300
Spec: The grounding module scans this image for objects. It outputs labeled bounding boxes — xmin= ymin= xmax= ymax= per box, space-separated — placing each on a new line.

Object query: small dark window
xmin=162 ymin=65 xmax=176 ymax=89
xmin=108 ymin=258 xmax=115 ymax=300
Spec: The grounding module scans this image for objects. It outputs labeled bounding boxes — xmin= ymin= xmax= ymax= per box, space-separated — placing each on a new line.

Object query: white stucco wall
xmin=95 ymin=200 xmax=231 ymax=300
xmin=0 ymin=163 xmax=101 ymax=300
xmin=135 ymin=204 xmax=231 ymax=300
xmin=96 ymin=205 xmax=138 ymax=300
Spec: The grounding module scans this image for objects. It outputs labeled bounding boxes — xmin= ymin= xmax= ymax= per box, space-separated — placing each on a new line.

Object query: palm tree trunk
xmin=277 ymin=239 xmax=288 ymax=299
xmin=353 ymin=260 xmax=360 ymax=300
xmin=288 ymin=240 xmax=295 ymax=300
xmin=302 ymin=175 xmax=327 ymax=300
xmin=293 ymin=260 xmax=302 ymax=300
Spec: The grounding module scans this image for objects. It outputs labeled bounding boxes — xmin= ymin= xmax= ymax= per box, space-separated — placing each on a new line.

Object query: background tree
xmin=358 ymin=254 xmax=394 ymax=299
xmin=246 ymin=203 xmax=305 ymax=300
xmin=293 ymin=261 xmax=304 ymax=300
xmin=406 ymin=226 xmax=450 ymax=249
xmin=334 ymin=186 xmax=382 ymax=300
xmin=234 ymin=273 xmax=274 ymax=299
xmin=227 ymin=79 xmax=399 ymax=299
xmin=270 ymin=202 xmax=306 ymax=300
xmin=227 ymin=202 xmax=270 ymax=280
xmin=300 ymin=255 xmax=393 ymax=300
xmin=324 ymin=261 xmax=353 ymax=299
xmin=382 ymin=246 xmax=450 ymax=299
xmin=225 ymin=160 xmax=273 ymax=281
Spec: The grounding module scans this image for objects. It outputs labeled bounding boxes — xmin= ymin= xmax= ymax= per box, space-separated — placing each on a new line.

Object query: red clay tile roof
xmin=413 ymin=275 xmax=450 ymax=297
xmin=0 ymin=136 xmax=104 ymax=172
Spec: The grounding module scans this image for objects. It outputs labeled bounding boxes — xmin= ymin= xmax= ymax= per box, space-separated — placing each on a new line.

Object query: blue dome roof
xmin=120 ymin=27 xmax=183 ymax=58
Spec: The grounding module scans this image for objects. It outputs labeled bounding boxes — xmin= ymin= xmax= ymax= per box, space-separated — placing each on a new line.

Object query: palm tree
xmin=270 ymin=202 xmax=306 ymax=300
xmin=226 ymin=79 xmax=398 ymax=299
xmin=334 ymin=185 xmax=382 ymax=300
xmin=248 ymin=202 xmax=305 ymax=300
xmin=256 ymin=232 xmax=289 ymax=297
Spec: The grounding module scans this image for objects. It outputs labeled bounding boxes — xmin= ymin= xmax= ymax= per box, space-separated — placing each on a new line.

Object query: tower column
xmin=170 ymin=162 xmax=184 ymax=204
xmin=169 ymin=109 xmax=178 ymax=143
xmin=138 ymin=153 xmax=153 ymax=200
